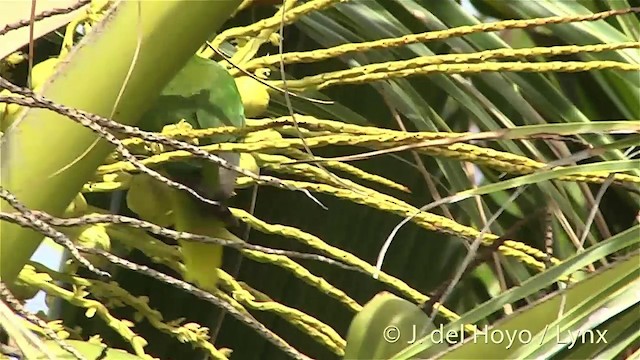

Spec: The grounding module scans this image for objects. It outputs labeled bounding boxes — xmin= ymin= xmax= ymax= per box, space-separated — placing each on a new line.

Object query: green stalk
xmin=0 ymin=0 xmax=242 ymax=285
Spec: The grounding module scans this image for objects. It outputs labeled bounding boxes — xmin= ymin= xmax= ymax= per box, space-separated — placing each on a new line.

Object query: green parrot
xmin=135 ymin=54 xmax=245 ymax=292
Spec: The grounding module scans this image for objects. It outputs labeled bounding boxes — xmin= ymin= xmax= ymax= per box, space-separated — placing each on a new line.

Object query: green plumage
xmin=134 ymin=54 xmax=246 ymax=291
xmin=141 ymin=55 xmax=245 ymax=136
xmin=139 ymin=54 xmax=245 ymax=204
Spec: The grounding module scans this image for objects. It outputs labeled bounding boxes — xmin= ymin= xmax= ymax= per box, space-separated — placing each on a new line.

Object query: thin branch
xmin=17 ymin=209 xmax=363 ymax=272
xmin=78 ymin=247 xmax=312 ymax=360
xmin=0 ymin=0 xmax=91 ymax=37
xmin=0 ymin=187 xmax=108 ymax=278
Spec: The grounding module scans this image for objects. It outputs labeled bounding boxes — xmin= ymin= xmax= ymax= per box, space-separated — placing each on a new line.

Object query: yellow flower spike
xmin=212 ymin=0 xmax=347 ymax=49
xmin=18 ymin=266 xmax=152 ymax=359
xmin=235 ymin=179 xmax=560 ymax=272
xmin=239 ymin=247 xmax=362 ymax=312
xmin=107 ymin=139 xmax=634 ymax=188
xmin=212 ymin=289 xmax=253 ymax=316
xmin=106 ymin=118 xmax=639 ymax=186
xmin=243 ymin=128 xmax=283 ymax=142
xmin=161 ymin=120 xmax=199 ymax=143
xmin=247 ymin=115 xmax=390 ymax=135
xmin=228 ymin=208 xmax=472 ymax=332
xmin=84 ymin=276 xmax=226 ymax=359
xmin=278 ymin=149 xmax=411 ymax=193
xmin=278 ymin=61 xmax=639 ymax=91
xmin=218 ymin=270 xmax=346 ymax=355
xmin=241 ymin=41 xmax=639 ymax=75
